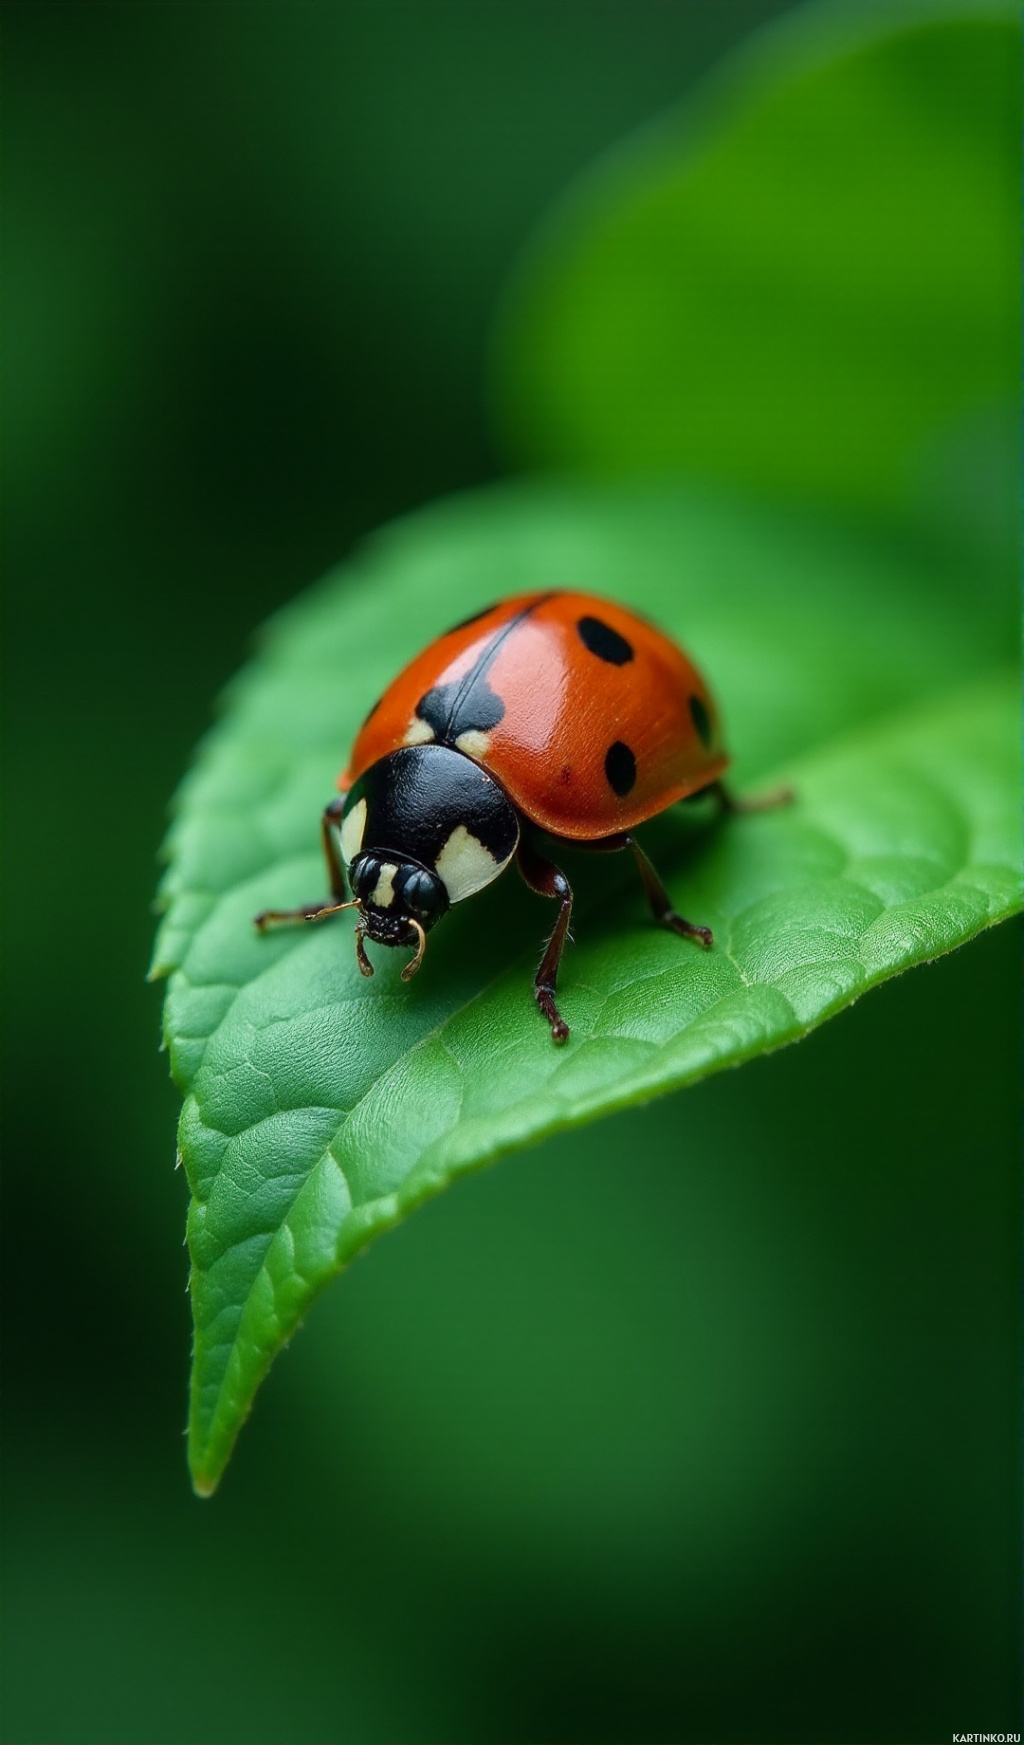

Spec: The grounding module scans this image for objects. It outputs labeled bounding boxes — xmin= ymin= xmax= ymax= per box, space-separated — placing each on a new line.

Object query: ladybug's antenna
xmin=354 ymin=924 xmax=374 ymax=978
xmin=254 ymin=897 xmax=361 ymax=930
xmin=401 ymin=918 xmax=427 ymax=982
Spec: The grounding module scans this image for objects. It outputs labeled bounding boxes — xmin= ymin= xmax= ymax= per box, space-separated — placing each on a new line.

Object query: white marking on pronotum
xmin=371 ymin=864 xmax=397 ymax=908
xmin=434 ymin=824 xmax=511 ymax=904
xmin=403 ymin=717 xmax=434 ymax=746
xmin=339 ymin=797 xmax=367 ymax=866
xmin=454 ymin=729 xmax=491 ymax=759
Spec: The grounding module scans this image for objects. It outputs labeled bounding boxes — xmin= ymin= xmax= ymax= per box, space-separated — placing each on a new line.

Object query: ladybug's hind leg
xmin=516 ymin=836 xmax=574 ymax=1045
xmin=708 ymin=778 xmax=794 ymax=815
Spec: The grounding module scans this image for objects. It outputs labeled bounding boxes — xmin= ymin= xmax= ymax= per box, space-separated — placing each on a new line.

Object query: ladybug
xmin=256 ymin=591 xmax=778 ymax=1042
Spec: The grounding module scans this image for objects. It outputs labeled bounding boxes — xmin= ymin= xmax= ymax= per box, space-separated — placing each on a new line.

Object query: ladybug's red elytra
xmin=256 ymin=590 xmax=786 ymax=1042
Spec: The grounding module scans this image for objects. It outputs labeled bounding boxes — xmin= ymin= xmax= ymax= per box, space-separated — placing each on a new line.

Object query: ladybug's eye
xmin=349 ymin=856 xmax=377 ymax=901
xmin=403 ymin=868 xmax=443 ymax=917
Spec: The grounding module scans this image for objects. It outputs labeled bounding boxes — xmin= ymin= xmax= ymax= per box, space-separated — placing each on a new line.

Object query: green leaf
xmin=493 ymin=0 xmax=1019 ymax=520
xmin=152 ymin=484 xmax=1020 ymax=1493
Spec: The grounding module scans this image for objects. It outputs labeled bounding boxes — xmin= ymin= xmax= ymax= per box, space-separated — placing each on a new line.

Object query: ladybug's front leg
xmin=255 ymin=798 xmax=353 ymax=930
xmin=319 ymin=796 xmax=348 ymax=899
xmin=516 ymin=836 xmax=574 ymax=1044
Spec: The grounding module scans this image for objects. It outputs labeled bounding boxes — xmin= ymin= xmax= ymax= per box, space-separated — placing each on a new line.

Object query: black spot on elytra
xmin=689 ymin=694 xmax=713 ymax=748
xmin=577 ymin=615 xmax=634 ymax=665
xmin=447 ymin=602 xmax=498 ymax=634
xmin=415 ymin=595 xmax=559 ymax=747
xmin=605 ymin=741 xmax=636 ymax=796
xmin=416 ymin=677 xmax=505 ymax=744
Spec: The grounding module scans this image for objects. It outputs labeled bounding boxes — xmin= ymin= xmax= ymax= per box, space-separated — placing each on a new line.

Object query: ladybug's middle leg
xmin=516 ymin=836 xmax=574 ymax=1044
xmin=587 ymin=831 xmax=713 ymax=950
xmin=627 ymin=836 xmax=713 ymax=948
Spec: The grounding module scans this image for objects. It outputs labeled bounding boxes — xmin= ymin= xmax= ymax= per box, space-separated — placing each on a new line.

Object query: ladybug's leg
xmin=708 ymin=778 xmax=794 ymax=815
xmin=516 ymin=836 xmax=574 ymax=1044
xmin=321 ymin=796 xmax=348 ymax=899
xmin=254 ymin=799 xmax=356 ymax=930
xmin=625 ymin=836 xmax=713 ymax=948
xmin=586 ymin=831 xmax=713 ymax=949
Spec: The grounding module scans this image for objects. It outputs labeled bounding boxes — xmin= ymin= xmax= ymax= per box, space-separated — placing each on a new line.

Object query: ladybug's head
xmin=346 ymin=851 xmax=449 ymax=980
xmin=336 ymin=744 xmax=520 ymax=981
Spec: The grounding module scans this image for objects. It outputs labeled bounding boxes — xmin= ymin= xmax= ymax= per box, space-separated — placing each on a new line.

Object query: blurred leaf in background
xmin=494 ymin=0 xmax=1019 ymax=565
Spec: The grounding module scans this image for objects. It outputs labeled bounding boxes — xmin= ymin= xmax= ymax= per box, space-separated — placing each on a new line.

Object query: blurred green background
xmin=3 ymin=4 xmax=1019 ymax=1742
